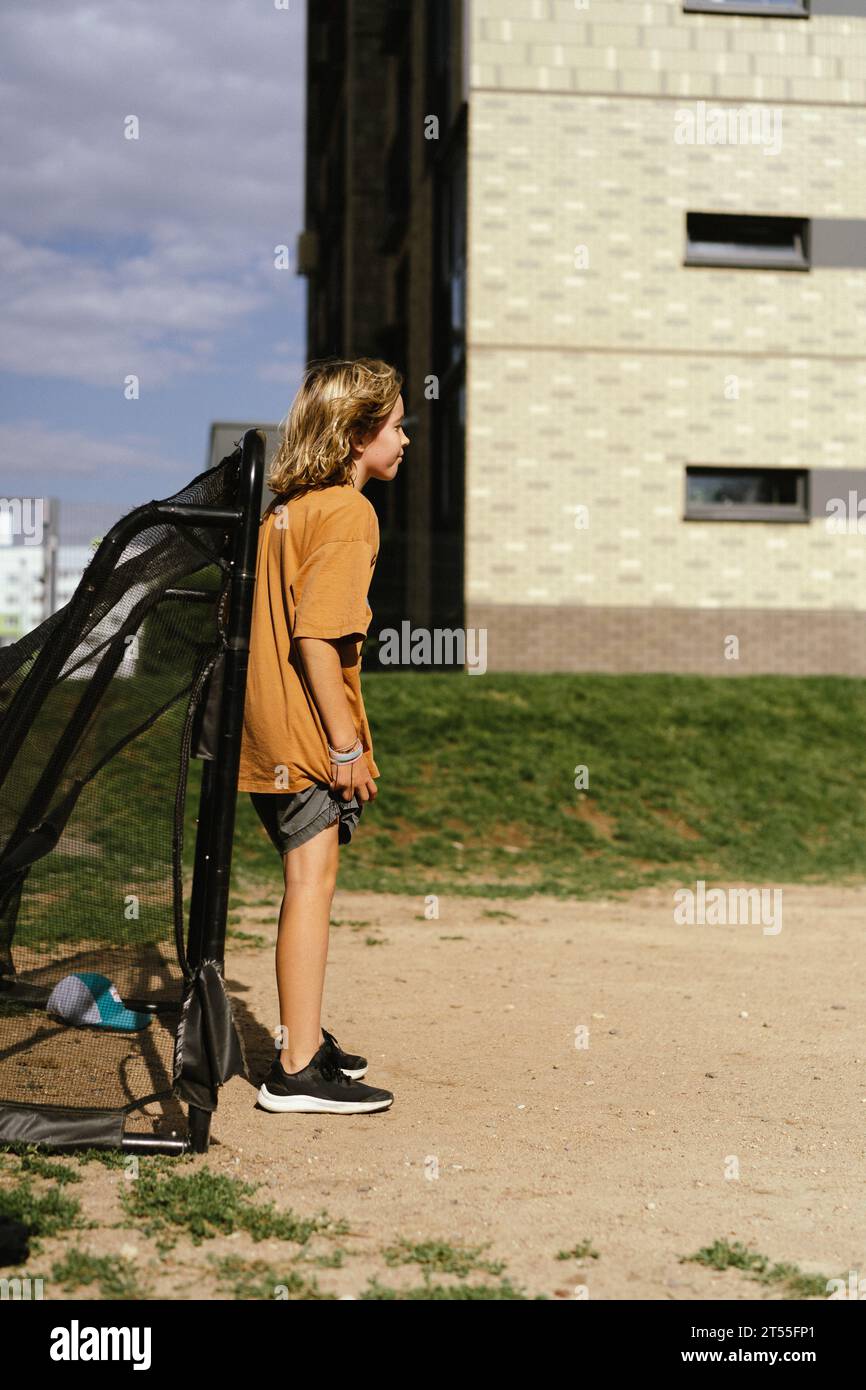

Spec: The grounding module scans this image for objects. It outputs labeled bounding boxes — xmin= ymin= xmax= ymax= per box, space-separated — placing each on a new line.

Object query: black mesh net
xmin=0 ymin=451 xmax=244 ymax=1142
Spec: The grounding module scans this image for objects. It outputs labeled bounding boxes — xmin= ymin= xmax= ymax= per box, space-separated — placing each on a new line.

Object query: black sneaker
xmin=257 ymin=1037 xmax=393 ymax=1115
xmin=322 ymin=1026 xmax=367 ymax=1079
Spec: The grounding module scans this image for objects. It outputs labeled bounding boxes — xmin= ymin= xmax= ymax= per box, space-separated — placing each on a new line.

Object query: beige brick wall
xmin=471 ymin=0 xmax=866 ymax=103
xmin=465 ymin=0 xmax=866 ymax=637
xmin=466 ymin=345 xmax=866 ymax=611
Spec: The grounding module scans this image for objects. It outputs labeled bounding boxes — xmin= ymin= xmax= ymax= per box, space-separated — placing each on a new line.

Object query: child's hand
xmin=329 ymin=751 xmax=378 ymax=803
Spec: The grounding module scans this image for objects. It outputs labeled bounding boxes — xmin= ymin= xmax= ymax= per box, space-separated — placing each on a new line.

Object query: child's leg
xmin=275 ymin=818 xmax=340 ymax=1073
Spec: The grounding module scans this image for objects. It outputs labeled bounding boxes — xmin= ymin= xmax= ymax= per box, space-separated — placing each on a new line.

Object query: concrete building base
xmin=466 ymin=604 xmax=866 ymax=676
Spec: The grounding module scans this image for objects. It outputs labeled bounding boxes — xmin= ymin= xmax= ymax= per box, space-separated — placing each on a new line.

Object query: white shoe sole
xmin=257 ymin=1084 xmax=392 ymax=1115
xmin=341 ymin=1065 xmax=367 ymax=1080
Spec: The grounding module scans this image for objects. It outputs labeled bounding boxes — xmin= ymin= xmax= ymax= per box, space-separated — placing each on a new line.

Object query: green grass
xmin=52 ymin=1248 xmax=143 ymax=1299
xmin=71 ymin=1147 xmax=141 ymax=1172
xmin=231 ymin=672 xmax=866 ymax=900
xmin=225 ymin=927 xmax=268 ymax=950
xmin=13 ymin=673 xmax=866 ymax=932
xmin=380 ymin=1237 xmax=506 ymax=1278
xmin=207 ymin=1252 xmax=535 ymax=1300
xmin=11 ymin=1150 xmax=82 ymax=1185
xmin=0 ymin=1174 xmax=87 ymax=1247
xmin=0 ymin=1143 xmax=139 ymax=1172
xmin=556 ymin=1239 xmax=600 ymax=1262
xmin=359 ymin=1273 xmax=542 ymax=1300
xmin=682 ymin=1239 xmax=834 ymax=1298
xmin=300 ymin=1247 xmax=348 ymax=1268
xmin=209 ymin=1254 xmax=335 ymax=1300
xmin=119 ymin=1167 xmax=349 ymax=1252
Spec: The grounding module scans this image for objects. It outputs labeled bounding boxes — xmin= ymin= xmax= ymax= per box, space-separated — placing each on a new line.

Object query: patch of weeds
xmin=481 ymin=910 xmax=518 ymax=921
xmin=682 ymin=1240 xmax=832 ymax=1299
xmin=331 ymin=919 xmax=372 ymax=928
xmin=556 ymin=1239 xmax=599 ymax=1262
xmin=69 ymin=1148 xmax=136 ymax=1172
xmin=52 ymin=1248 xmax=143 ymax=1300
xmin=0 ymin=1176 xmax=87 ymax=1248
xmin=685 ymin=1239 xmax=771 ymax=1276
xmin=361 ymin=1272 xmax=541 ymax=1300
xmin=209 ymin=1254 xmax=336 ymax=1300
xmin=381 ymin=1237 xmax=505 ymax=1279
xmin=761 ymin=1265 xmax=833 ymax=1299
xmin=363 ymin=936 xmax=388 ymax=946
xmin=226 ymin=928 xmax=268 ymax=949
xmin=120 ymin=1167 xmax=349 ymax=1252
xmin=438 ymin=935 xmax=466 ymax=941
xmin=0 ymin=998 xmax=35 ymax=1018
xmin=21 ymin=1155 xmax=81 ymax=1186
xmin=0 ymin=1146 xmax=81 ymax=1185
xmin=299 ymin=1247 xmax=348 ymax=1269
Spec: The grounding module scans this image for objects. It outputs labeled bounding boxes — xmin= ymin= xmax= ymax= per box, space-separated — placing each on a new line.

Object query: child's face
xmin=354 ymin=396 xmax=410 ymax=484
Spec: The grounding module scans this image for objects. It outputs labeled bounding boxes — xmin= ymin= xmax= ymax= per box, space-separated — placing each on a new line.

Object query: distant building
xmin=299 ymin=0 xmax=866 ymax=676
xmin=0 ymin=496 xmax=135 ymax=657
xmin=50 ymin=501 xmax=121 ymax=644
xmin=0 ymin=497 xmax=56 ymax=646
xmin=54 ymin=544 xmax=96 ymax=612
xmin=207 ymin=422 xmax=281 ymax=512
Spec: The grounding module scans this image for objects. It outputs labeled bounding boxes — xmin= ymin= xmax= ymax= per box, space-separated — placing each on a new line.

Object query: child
xmin=237 ymin=357 xmax=409 ymax=1115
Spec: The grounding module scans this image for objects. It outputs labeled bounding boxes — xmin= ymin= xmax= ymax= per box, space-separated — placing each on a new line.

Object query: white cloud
xmin=257 ymin=347 xmax=308 ymax=385
xmin=0 ymin=419 xmax=183 ymax=478
xmin=0 ymin=0 xmax=306 ymax=387
xmin=0 ymin=231 xmax=272 ymax=386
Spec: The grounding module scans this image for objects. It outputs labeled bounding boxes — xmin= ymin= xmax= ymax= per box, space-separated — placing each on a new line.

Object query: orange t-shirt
xmin=237 ymin=483 xmax=380 ymax=794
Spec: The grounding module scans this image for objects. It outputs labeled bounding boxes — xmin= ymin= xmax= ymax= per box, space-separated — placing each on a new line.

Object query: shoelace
xmin=317 ymin=1034 xmax=350 ymax=1086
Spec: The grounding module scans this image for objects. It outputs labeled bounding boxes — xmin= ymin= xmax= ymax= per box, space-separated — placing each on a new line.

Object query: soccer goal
xmin=0 ymin=430 xmax=265 ymax=1155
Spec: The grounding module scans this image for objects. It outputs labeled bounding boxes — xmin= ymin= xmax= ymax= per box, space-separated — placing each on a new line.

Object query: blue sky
xmin=0 ymin=0 xmax=307 ymax=536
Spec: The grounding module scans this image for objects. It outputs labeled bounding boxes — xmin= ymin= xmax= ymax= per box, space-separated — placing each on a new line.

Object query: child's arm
xmin=295 ymin=636 xmax=377 ymax=802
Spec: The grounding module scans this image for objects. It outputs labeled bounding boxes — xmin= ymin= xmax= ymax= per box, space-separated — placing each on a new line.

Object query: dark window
xmin=431 ymin=372 xmax=465 ymax=627
xmin=437 ymin=142 xmax=466 ymax=370
xmin=685 ymin=467 xmax=809 ymax=521
xmin=426 ymin=0 xmax=453 ymax=164
xmin=683 ymin=0 xmax=808 ymax=15
xmin=686 ymin=213 xmax=810 ymax=270
xmin=436 ymin=373 xmax=465 ymax=528
xmin=382 ymin=9 xmax=412 ymax=254
xmin=394 ymin=254 xmax=409 ymax=374
xmin=380 ymin=0 xmax=411 ymax=55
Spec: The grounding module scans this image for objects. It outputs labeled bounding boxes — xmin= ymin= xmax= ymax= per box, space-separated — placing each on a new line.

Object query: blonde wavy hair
xmin=267 ymin=356 xmax=403 ymax=500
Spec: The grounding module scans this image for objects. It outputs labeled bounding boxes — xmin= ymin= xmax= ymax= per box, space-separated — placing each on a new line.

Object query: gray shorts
xmin=249 ymin=781 xmax=362 ymax=857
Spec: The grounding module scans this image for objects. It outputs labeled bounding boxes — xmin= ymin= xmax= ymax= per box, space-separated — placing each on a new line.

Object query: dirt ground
xmin=16 ymin=881 xmax=866 ymax=1300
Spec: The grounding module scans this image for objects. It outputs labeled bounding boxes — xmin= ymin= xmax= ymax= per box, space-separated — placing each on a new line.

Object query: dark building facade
xmin=298 ymin=0 xmax=469 ymax=664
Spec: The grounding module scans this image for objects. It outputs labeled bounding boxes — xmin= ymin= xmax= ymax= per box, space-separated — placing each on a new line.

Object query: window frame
xmin=684 ymin=466 xmax=811 ymax=523
xmin=683 ymin=0 xmax=809 ymax=17
xmin=685 ymin=212 xmax=811 ymax=272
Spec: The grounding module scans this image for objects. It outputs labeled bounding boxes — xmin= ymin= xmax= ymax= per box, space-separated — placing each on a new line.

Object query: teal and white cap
xmin=47 ymin=972 xmax=153 ymax=1033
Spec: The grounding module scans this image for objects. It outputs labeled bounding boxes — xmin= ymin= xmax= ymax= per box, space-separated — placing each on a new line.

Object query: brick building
xmin=299 ymin=0 xmax=866 ymax=674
